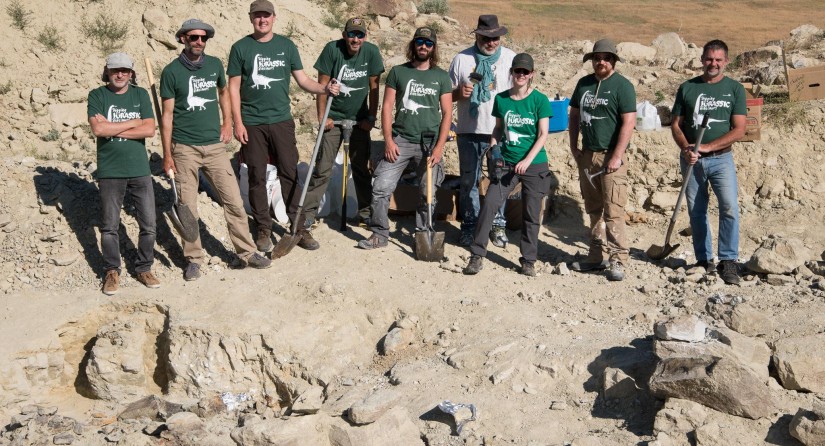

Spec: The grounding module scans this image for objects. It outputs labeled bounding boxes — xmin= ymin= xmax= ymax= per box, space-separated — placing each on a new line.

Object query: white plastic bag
xmin=239 ymin=163 xmax=288 ymax=223
xmin=319 ymin=151 xmax=357 ymax=218
xmin=636 ymin=101 xmax=662 ymax=131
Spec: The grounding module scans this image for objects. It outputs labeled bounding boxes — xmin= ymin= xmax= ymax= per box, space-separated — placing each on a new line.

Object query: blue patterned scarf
xmin=469 ymin=45 xmax=502 ymax=117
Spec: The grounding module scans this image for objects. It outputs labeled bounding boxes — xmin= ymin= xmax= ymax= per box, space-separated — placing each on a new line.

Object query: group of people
xmin=88 ymin=1 xmax=747 ymax=296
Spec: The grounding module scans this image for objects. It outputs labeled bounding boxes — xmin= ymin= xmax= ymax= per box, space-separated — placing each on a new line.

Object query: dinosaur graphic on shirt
xmin=186 ymin=76 xmax=215 ymax=111
xmin=400 ymin=79 xmax=432 ymax=115
xmin=691 ymin=93 xmax=729 ymax=130
xmin=336 ymin=65 xmax=364 ymax=98
xmin=251 ymin=54 xmax=283 ymax=89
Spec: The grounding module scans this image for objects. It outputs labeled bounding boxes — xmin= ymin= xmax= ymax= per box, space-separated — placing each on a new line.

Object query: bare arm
xmin=228 ymin=76 xmax=247 ymax=144
xmin=381 ymin=86 xmax=398 ymax=162
xmin=316 ymin=71 xmax=334 ymax=131
xmin=161 ymin=98 xmax=176 ymax=174
xmin=293 ymin=69 xmax=339 ymax=96
xmin=568 ymin=107 xmax=582 ymax=165
xmin=429 ymin=92 xmax=453 ymax=166
xmin=88 ymin=116 xmax=146 ymax=138
xmin=605 ymin=111 xmax=636 ymax=172
xmin=363 ymin=74 xmax=380 ymax=129
xmin=218 ymin=86 xmax=233 ymax=144
xmin=490 ymin=118 xmax=503 ymax=147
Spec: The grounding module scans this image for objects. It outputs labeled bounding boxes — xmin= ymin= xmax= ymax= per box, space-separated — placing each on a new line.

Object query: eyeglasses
xmin=109 ymin=68 xmax=132 ymax=75
xmin=512 ymin=68 xmax=531 ymax=76
xmin=414 ymin=38 xmax=434 ymax=48
xmin=346 ymin=31 xmax=366 ymax=39
xmin=187 ymin=34 xmax=209 ymax=43
xmin=480 ymin=35 xmax=500 ymax=43
xmin=592 ymin=55 xmax=613 ymax=63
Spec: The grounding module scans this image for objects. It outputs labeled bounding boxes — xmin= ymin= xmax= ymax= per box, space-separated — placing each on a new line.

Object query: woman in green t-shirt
xmin=463 ymin=53 xmax=552 ymax=277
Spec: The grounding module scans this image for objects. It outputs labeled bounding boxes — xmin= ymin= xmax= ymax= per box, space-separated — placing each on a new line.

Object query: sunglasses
xmin=414 ymin=38 xmax=434 ymax=48
xmin=592 ymin=55 xmax=613 ymax=62
xmin=512 ymin=68 xmax=531 ymax=76
xmin=187 ymin=34 xmax=209 ymax=43
xmin=346 ymin=31 xmax=366 ymax=39
xmin=480 ymin=35 xmax=501 ymax=43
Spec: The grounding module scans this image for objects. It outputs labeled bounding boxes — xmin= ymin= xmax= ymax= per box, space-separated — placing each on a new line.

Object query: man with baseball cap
xmin=448 ymin=14 xmax=516 ymax=248
xmin=357 ymin=27 xmax=452 ymax=250
xmin=568 ymin=38 xmax=636 ymax=282
xmin=160 ymin=18 xmax=271 ymax=281
xmin=228 ymin=0 xmax=339 ymax=253
xmin=88 ymin=52 xmax=159 ymax=295
xmin=299 ymin=17 xmax=385 ymax=248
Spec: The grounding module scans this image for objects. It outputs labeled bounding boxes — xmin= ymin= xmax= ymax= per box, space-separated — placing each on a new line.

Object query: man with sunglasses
xmin=228 ymin=0 xmax=339 ymax=253
xmin=160 ymin=18 xmax=272 ymax=281
xmin=449 ymin=15 xmax=516 ymax=248
xmin=358 ymin=27 xmax=453 ymax=250
xmin=299 ymin=18 xmax=385 ymax=249
xmin=568 ymin=39 xmax=636 ymax=282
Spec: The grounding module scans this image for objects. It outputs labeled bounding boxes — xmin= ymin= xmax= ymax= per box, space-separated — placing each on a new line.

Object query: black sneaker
xmin=357 ymin=234 xmax=388 ymax=250
xmin=520 ymin=262 xmax=537 ymax=277
xmin=463 ymin=255 xmax=484 ymax=275
xmin=570 ymin=260 xmax=609 ymax=272
xmin=183 ymin=263 xmax=201 ymax=281
xmin=245 ymin=253 xmax=272 ymax=269
xmin=718 ymin=260 xmax=740 ymax=285
xmin=606 ymin=260 xmax=625 ymax=282
xmin=695 ymin=260 xmax=715 ymax=273
xmin=297 ymin=230 xmax=320 ymax=250
xmin=459 ymin=233 xmax=474 ymax=247
xmin=256 ymin=229 xmax=273 ymax=252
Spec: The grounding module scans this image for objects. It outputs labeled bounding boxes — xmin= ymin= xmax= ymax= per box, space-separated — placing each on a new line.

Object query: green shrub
xmin=82 ymin=13 xmax=129 ymax=53
xmin=37 ymin=25 xmax=64 ymax=52
xmin=0 ymin=81 xmax=11 ymax=95
xmin=5 ymin=0 xmax=32 ymax=31
xmin=425 ymin=20 xmax=443 ymax=34
xmin=418 ymin=0 xmax=449 ymax=15
xmin=283 ymin=20 xmax=298 ymax=38
xmin=41 ymin=129 xmax=60 ymax=142
xmin=322 ymin=12 xmax=346 ymax=29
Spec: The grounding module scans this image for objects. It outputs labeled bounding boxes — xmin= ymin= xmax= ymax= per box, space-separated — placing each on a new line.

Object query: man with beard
xmin=568 ymin=39 xmax=636 ymax=282
xmin=449 ymin=15 xmax=516 ymax=248
xmin=160 ymin=18 xmax=271 ymax=281
xmin=299 ymin=17 xmax=384 ymax=249
xmin=671 ymin=39 xmax=746 ymax=285
xmin=228 ymin=0 xmax=339 ymax=253
xmin=88 ymin=52 xmax=158 ymax=295
xmin=357 ymin=27 xmax=453 ymax=250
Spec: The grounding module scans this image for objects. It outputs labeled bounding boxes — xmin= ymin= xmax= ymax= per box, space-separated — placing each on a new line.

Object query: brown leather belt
xmin=698 ymin=146 xmax=732 ymax=158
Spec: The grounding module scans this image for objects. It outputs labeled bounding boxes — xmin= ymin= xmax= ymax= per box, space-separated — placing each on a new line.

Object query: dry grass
xmin=447 ymin=0 xmax=825 ymax=53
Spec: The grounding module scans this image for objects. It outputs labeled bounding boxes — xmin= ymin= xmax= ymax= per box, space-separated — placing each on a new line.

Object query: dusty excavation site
xmin=2 ymin=0 xmax=825 ymax=444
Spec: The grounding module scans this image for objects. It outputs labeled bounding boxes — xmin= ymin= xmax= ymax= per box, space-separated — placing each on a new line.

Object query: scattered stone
xmin=330 ymin=406 xmax=423 ymax=446
xmin=381 ymin=327 xmax=414 ymax=355
xmin=0 ymin=213 xmax=10 ymax=228
xmin=291 ymin=385 xmax=324 ymax=415
xmin=789 ymin=401 xmax=825 ymax=446
xmin=603 ymin=367 xmax=638 ymax=399
xmin=348 ymin=388 xmax=401 ymax=425
xmin=49 ymin=252 xmax=79 ymax=266
xmin=652 ymin=32 xmax=686 ymax=61
xmin=118 ymin=395 xmax=184 ymax=422
xmin=773 ymin=335 xmax=825 ymax=393
xmin=554 ymin=262 xmax=570 ymax=275
xmin=653 ymin=397 xmax=709 ymax=437
xmin=766 ymin=274 xmax=796 ymax=286
xmin=446 ymin=350 xmax=484 ymax=371
xmin=85 ymin=321 xmax=152 ymax=401
xmin=550 ymin=401 xmax=568 ymax=411
xmin=231 ymin=414 xmax=331 ymax=446
xmin=617 ymin=41 xmax=657 ymax=63
xmin=53 ymin=432 xmax=75 ymax=445
xmin=654 ymin=315 xmax=707 ymax=342
xmin=746 ymin=235 xmax=812 ymax=274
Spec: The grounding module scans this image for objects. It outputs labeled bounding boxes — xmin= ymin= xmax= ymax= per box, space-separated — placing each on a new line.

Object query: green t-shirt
xmin=87 ymin=85 xmax=153 ymax=179
xmin=314 ymin=40 xmax=384 ymax=121
xmin=160 ymin=55 xmax=226 ymax=145
xmin=227 ymin=34 xmax=303 ymax=126
xmin=492 ymin=89 xmax=552 ymax=165
xmin=672 ymin=76 xmax=747 ymax=145
xmin=570 ymin=72 xmax=636 ymax=151
xmin=385 ymin=63 xmax=452 ymax=143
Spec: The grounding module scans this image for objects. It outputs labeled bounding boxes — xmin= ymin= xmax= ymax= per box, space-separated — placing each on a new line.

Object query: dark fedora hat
xmin=472 ymin=15 xmax=507 ymax=38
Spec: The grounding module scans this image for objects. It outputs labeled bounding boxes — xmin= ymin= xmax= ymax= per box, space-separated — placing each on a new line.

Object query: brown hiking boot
xmin=357 ymin=234 xmax=388 ymax=250
xmin=102 ymin=270 xmax=119 ymax=296
xmin=244 ymin=253 xmax=272 ymax=269
xmin=256 ymin=228 xmax=273 ymax=252
xmin=297 ymin=230 xmax=320 ymax=250
xmin=136 ymin=271 xmax=161 ymax=289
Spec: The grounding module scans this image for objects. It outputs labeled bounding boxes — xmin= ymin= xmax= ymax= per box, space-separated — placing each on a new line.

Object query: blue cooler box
xmin=548 ymin=97 xmax=570 ymax=133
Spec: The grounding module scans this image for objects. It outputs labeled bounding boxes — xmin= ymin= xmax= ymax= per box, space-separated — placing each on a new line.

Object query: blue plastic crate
xmin=548 ymin=97 xmax=570 ymax=133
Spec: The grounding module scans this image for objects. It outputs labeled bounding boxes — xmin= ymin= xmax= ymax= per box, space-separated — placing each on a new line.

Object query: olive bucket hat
xmin=175 ymin=19 xmax=216 ymax=44
xmin=582 ymin=38 xmax=622 ymax=63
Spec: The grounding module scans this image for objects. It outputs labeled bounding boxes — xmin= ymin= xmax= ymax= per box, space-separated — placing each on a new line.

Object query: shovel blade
xmin=166 ymin=207 xmax=199 ymax=243
xmin=646 ymin=242 xmax=679 ymax=261
xmin=272 ymin=233 xmax=301 ymax=259
xmin=414 ymin=230 xmax=445 ymax=262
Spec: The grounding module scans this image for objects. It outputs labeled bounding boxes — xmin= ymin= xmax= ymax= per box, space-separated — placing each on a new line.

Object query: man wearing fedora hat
xmin=299 ymin=17 xmax=385 ymax=248
xmin=228 ymin=0 xmax=339 ymax=253
xmin=160 ymin=18 xmax=272 ymax=281
xmin=88 ymin=52 xmax=159 ymax=295
xmin=449 ymin=14 xmax=516 ymax=248
xmin=568 ymin=38 xmax=636 ymax=282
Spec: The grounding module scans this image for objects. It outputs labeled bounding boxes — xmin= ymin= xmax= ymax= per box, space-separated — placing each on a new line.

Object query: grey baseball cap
xmin=175 ymin=18 xmax=216 ymax=43
xmin=105 ymin=52 xmax=133 ymax=70
xmin=583 ymin=38 xmax=622 ymax=63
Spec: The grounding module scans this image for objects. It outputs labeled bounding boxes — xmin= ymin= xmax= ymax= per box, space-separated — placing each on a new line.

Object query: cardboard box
xmin=388 ymin=174 xmax=458 ymax=221
xmin=742 ymin=97 xmax=763 ymax=142
xmin=478 ymin=177 xmax=547 ymax=230
xmin=788 ymin=65 xmax=825 ymax=102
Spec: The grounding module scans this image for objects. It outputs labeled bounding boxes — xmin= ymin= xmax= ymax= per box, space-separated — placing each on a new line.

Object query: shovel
xmin=414 ymin=133 xmax=445 ymax=262
xmin=165 ymin=170 xmax=200 ymax=243
xmin=272 ymin=85 xmax=335 ymax=258
xmin=334 ymin=119 xmax=356 ymax=231
xmin=647 ymin=113 xmax=710 ymax=260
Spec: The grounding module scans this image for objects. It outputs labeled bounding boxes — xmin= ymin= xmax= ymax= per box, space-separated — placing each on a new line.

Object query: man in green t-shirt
xmin=568 ymin=39 xmax=637 ymax=282
xmin=160 ymin=19 xmax=271 ymax=281
xmin=671 ymin=39 xmax=746 ymax=285
xmin=299 ymin=17 xmax=385 ymax=249
xmin=87 ymin=52 xmax=159 ymax=295
xmin=228 ymin=0 xmax=339 ymax=253
xmin=357 ymin=27 xmax=453 ymax=250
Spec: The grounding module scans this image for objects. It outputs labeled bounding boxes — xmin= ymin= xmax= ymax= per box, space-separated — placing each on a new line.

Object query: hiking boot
xmin=297 ymin=230 xmax=320 ymax=250
xmin=694 ymin=260 xmax=715 ymax=273
xmin=183 ymin=263 xmax=201 ymax=281
xmin=463 ymin=255 xmax=484 ymax=275
xmin=102 ymin=270 xmax=119 ymax=296
xmin=256 ymin=228 xmax=273 ymax=253
xmin=459 ymin=232 xmax=474 ymax=247
xmin=245 ymin=253 xmax=272 ymax=269
xmin=520 ymin=261 xmax=537 ymax=277
xmin=606 ymin=260 xmax=625 ymax=282
xmin=490 ymin=226 xmax=508 ymax=248
xmin=718 ymin=260 xmax=740 ymax=285
xmin=570 ymin=259 xmax=609 ymax=272
xmin=357 ymin=234 xmax=388 ymax=250
xmin=136 ymin=271 xmax=160 ymax=289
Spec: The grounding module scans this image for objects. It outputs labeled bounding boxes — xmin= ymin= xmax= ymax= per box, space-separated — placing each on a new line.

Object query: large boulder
xmin=789 ymin=401 xmax=825 ymax=446
xmin=706 ymin=301 xmax=775 ymax=337
xmin=738 ymin=46 xmax=782 ymax=66
xmin=648 ymin=356 xmax=774 ymax=419
xmin=348 ymin=388 xmax=401 ymax=425
xmin=746 ymin=235 xmax=812 ymax=274
xmin=789 ymin=24 xmax=822 ymax=47
xmin=85 ymin=322 xmax=152 ymax=401
xmin=652 ymin=33 xmax=686 ymax=62
xmin=230 ymin=414 xmax=332 ymax=446
xmin=773 ymin=335 xmax=825 ymax=393
xmin=654 ymin=326 xmax=771 ymax=379
xmin=653 ymin=398 xmax=709 ymax=439
xmin=330 ymin=406 xmax=423 ymax=446
xmin=617 ymin=42 xmax=657 ymax=64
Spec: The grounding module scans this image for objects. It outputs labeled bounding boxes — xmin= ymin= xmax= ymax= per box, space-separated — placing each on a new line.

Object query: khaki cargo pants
xmin=578 ymin=149 xmax=629 ymax=264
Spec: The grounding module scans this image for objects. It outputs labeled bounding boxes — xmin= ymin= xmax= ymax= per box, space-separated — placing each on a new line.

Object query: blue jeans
xmin=457 ymin=134 xmax=506 ymax=235
xmin=680 ymin=151 xmax=739 ymax=262
xmin=99 ymin=176 xmax=156 ymax=273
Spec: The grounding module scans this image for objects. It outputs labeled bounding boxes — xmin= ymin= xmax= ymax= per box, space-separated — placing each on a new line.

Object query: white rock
xmin=654 ymin=315 xmax=707 ymax=342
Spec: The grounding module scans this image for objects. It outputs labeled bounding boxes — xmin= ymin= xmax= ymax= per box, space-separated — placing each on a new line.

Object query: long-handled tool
xmin=334 ymin=119 xmax=356 ymax=231
xmin=145 ymin=58 xmax=199 ymax=243
xmin=271 ymin=86 xmax=335 ymax=258
xmin=647 ymin=113 xmax=710 ymax=260
xmin=414 ymin=133 xmax=445 ymax=262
